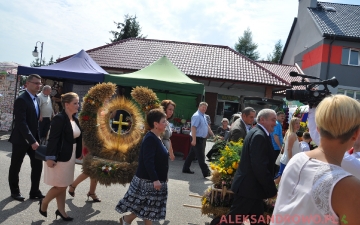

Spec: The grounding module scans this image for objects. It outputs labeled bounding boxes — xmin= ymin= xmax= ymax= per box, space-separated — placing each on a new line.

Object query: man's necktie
xmin=33 ymin=97 xmax=39 ymax=117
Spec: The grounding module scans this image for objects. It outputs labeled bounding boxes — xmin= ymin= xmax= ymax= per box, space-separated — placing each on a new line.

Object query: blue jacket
xmin=136 ymin=132 xmax=169 ymax=182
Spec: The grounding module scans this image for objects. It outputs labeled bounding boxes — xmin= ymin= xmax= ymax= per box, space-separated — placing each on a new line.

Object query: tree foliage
xmin=234 ymin=28 xmax=260 ymax=60
xmin=30 ymin=58 xmax=45 ymax=67
xmin=109 ymin=14 xmax=146 ymax=43
xmin=267 ymin=40 xmax=283 ymax=63
xmin=30 ymin=55 xmax=56 ymax=67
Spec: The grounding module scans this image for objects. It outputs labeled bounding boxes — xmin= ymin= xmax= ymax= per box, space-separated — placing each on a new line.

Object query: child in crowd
xmin=300 ymin=132 xmax=312 ymax=152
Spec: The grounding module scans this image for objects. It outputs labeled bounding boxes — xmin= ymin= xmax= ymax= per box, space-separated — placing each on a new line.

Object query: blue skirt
xmin=115 ymin=176 xmax=168 ymax=221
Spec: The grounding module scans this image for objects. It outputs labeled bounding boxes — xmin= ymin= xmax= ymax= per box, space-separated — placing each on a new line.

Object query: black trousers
xmin=218 ymin=195 xmax=266 ymax=225
xmin=39 ymin=117 xmax=51 ymax=139
xmin=182 ymin=137 xmax=210 ymax=177
xmin=8 ymin=143 xmax=43 ymax=195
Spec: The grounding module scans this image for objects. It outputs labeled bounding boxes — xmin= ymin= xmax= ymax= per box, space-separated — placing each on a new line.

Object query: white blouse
xmin=271 ymin=153 xmax=351 ymax=225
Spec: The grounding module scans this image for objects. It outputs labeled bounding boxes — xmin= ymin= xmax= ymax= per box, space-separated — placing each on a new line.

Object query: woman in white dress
xmin=274 ymin=117 xmax=301 ymax=184
xmin=271 ymin=95 xmax=360 ymax=225
xmin=39 ymin=92 xmax=82 ymax=221
xmin=161 ymin=100 xmax=176 ymax=161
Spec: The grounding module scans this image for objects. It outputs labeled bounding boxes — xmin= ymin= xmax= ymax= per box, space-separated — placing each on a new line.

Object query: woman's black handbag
xmin=35 ymin=145 xmax=48 ymax=161
xmin=35 ymin=114 xmax=67 ymax=161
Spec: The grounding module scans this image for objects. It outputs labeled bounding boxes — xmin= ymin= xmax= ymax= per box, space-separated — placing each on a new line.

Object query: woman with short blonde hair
xmin=271 ymin=95 xmax=360 ymax=225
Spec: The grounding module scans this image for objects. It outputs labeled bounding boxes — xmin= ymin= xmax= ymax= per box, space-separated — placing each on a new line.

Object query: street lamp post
xmin=32 ymin=41 xmax=44 ymax=66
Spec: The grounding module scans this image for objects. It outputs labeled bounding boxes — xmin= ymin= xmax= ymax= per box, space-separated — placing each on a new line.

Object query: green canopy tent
xmin=105 ymin=56 xmax=204 ymax=95
xmin=105 ymin=56 xmax=205 ymax=120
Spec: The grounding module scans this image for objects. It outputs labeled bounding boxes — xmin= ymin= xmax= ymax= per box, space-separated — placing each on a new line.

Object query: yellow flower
xmin=227 ymin=168 xmax=233 ymax=174
xmin=220 ymin=157 xmax=225 ymax=162
xmin=202 ymin=198 xmax=207 ymax=205
xmin=210 ymin=164 xmax=216 ymax=170
xmin=232 ymin=162 xmax=238 ymax=169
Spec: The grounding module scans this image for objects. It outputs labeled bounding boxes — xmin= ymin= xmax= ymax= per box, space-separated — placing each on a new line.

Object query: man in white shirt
xmin=308 ymin=107 xmax=360 ymax=179
xmin=37 ymin=85 xmax=54 ymax=144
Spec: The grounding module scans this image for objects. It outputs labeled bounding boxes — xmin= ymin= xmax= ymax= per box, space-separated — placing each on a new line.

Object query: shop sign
xmin=217 ymin=94 xmax=239 ymax=102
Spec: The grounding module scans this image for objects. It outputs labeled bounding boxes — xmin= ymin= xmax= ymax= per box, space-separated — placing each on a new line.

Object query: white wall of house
xmin=282 ymin=1 xmax=323 ymax=65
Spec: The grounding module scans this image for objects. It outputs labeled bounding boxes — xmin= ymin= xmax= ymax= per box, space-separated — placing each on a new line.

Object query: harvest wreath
xmin=79 ymin=83 xmax=160 ymax=186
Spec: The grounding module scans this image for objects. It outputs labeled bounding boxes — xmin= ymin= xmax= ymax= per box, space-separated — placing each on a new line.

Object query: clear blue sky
xmin=0 ymin=0 xmax=358 ymax=66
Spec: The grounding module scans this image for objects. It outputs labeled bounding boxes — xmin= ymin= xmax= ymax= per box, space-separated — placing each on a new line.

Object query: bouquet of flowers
xmin=210 ymin=140 xmax=243 ymax=189
xmin=299 ymin=121 xmax=308 ymax=133
xmin=98 ymin=163 xmax=117 ymax=177
xmin=201 ymin=139 xmax=243 ymax=216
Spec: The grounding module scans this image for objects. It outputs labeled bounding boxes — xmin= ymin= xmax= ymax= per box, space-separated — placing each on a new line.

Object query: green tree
xmin=30 ymin=58 xmax=45 ymax=67
xmin=47 ymin=56 xmax=55 ymax=65
xmin=109 ymin=14 xmax=146 ymax=43
xmin=30 ymin=56 xmax=56 ymax=67
xmin=267 ymin=40 xmax=283 ymax=63
xmin=235 ymin=28 xmax=260 ymax=60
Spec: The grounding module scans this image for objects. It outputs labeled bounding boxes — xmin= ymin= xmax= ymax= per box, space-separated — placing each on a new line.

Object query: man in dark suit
xmin=220 ymin=109 xmax=277 ymax=225
xmin=228 ymin=107 xmax=256 ymax=142
xmin=8 ymin=74 xmax=44 ymax=201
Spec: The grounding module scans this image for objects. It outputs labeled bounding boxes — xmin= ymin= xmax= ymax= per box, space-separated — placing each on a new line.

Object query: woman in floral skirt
xmin=116 ymin=108 xmax=169 ymax=225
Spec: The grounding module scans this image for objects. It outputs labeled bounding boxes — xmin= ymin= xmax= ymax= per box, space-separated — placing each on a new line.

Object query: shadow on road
xmin=0 ymin=197 xmax=34 ymax=224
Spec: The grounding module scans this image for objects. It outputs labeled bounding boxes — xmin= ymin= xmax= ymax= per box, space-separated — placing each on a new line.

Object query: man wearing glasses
xmin=8 ymin=74 xmax=44 ymax=201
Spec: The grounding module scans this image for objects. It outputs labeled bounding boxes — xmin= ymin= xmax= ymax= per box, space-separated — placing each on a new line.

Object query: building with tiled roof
xmin=257 ymin=62 xmax=305 ymax=93
xmin=59 ymin=38 xmax=293 ymax=125
xmin=281 ymin=0 xmax=360 ymax=100
xmin=60 ymin=38 xmax=290 ymax=88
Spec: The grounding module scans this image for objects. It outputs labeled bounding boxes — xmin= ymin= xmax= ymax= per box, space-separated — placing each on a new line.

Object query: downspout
xmin=325 ymin=35 xmax=336 ymax=80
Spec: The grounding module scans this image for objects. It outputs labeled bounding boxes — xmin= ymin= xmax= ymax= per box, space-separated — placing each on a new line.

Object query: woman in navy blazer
xmin=116 ymin=108 xmax=169 ymax=225
xmin=39 ymin=92 xmax=82 ymax=221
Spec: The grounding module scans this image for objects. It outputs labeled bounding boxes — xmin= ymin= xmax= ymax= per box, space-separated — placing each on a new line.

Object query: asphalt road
xmin=0 ymin=131 xmax=215 ymax=225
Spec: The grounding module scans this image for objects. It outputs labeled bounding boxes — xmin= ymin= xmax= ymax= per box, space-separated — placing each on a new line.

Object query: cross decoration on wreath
xmin=112 ymin=114 xmax=129 ymax=135
xmin=79 ymin=84 xmax=163 ymax=186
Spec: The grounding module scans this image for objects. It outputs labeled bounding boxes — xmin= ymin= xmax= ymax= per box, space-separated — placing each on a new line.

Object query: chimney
xmin=299 ymin=0 xmax=317 ymax=9
xmin=298 ymin=0 xmax=317 ymax=18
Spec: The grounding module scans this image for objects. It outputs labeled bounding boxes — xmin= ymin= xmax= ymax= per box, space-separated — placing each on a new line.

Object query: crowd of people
xmin=7 ymin=73 xmax=360 ymax=224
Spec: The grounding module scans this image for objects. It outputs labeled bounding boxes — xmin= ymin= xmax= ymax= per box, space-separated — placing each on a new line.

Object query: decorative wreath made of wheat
xmin=79 ymin=83 xmax=161 ymax=186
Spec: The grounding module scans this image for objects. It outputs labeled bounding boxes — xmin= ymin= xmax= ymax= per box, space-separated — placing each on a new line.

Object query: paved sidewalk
xmin=0 ymin=132 xmax=216 ymax=224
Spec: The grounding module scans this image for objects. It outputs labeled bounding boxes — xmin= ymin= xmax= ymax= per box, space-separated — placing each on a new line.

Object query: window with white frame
xmin=337 ymin=88 xmax=360 ymax=100
xmin=341 ymin=48 xmax=360 ymax=66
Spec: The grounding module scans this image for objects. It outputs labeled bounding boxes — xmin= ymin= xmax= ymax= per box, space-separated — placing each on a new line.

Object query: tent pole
xmin=11 ymin=74 xmax=19 ymax=130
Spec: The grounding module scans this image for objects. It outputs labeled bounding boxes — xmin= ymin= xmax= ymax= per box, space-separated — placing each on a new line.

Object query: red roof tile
xmin=59 ymin=38 xmax=291 ymax=87
xmin=257 ymin=62 xmax=306 ymax=90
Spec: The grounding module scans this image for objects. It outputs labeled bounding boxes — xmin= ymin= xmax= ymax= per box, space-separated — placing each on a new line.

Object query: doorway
xmin=214 ymin=101 xmax=239 ymax=126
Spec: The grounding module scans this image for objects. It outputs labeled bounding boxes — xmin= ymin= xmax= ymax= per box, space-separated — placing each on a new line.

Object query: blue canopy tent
xmin=11 ymin=50 xmax=108 ymax=127
xmin=17 ymin=49 xmax=107 ymax=83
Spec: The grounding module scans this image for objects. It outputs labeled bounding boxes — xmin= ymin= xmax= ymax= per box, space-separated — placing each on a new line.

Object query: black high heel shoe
xmin=38 ymin=199 xmax=47 ymax=217
xmin=55 ymin=209 xmax=73 ymax=221
xmin=68 ymin=184 xmax=76 ymax=197
xmin=87 ymin=192 xmax=101 ymax=202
